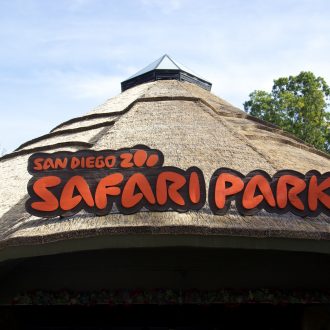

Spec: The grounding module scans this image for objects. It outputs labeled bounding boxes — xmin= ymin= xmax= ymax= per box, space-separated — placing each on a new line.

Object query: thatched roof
xmin=0 ymin=78 xmax=330 ymax=261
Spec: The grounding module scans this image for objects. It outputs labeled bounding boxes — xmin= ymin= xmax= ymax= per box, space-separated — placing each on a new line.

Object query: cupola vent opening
xmin=121 ymin=54 xmax=212 ymax=92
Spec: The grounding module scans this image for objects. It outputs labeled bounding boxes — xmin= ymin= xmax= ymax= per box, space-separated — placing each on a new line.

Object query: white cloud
xmin=24 ymin=68 xmax=123 ymax=101
xmin=64 ymin=74 xmax=123 ymax=100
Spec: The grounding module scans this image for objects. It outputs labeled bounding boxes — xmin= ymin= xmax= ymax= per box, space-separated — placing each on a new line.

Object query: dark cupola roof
xmin=121 ymin=54 xmax=212 ymax=92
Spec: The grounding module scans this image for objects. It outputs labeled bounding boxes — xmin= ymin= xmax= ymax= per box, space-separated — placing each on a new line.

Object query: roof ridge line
xmin=51 ymin=96 xmax=201 ymax=132
xmin=197 ymin=100 xmax=279 ymax=171
xmin=196 ymin=98 xmax=330 ymax=160
xmin=246 ymin=134 xmax=330 ymax=159
xmin=16 ymin=120 xmax=116 ymax=151
xmin=164 ymin=54 xmax=180 ymax=69
xmin=154 ymin=54 xmax=168 ymax=69
xmin=51 ymin=111 xmax=127 ymax=132
xmin=0 ymin=142 xmax=92 ymax=162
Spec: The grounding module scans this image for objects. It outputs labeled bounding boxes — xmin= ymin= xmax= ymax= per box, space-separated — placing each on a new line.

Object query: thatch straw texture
xmin=19 ymin=126 xmax=106 ymax=150
xmin=87 ymin=82 xmax=153 ymax=115
xmin=52 ymin=116 xmax=119 ymax=132
xmin=0 ymin=80 xmax=329 ymax=258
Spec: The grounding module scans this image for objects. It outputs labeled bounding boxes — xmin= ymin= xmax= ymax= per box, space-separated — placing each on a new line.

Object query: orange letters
xmin=26 ymin=147 xmax=330 ymax=218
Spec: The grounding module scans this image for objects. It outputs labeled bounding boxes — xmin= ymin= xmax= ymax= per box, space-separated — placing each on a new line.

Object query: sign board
xmin=26 ymin=145 xmax=330 ymax=218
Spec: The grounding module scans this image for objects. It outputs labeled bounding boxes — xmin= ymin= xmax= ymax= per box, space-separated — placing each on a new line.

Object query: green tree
xmin=243 ymin=71 xmax=330 ymax=152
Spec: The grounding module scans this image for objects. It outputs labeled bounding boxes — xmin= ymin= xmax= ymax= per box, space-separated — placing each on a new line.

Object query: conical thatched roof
xmin=0 ymin=67 xmax=330 ymax=262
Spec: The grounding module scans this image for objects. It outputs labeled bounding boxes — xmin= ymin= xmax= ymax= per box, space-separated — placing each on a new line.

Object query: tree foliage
xmin=243 ymin=71 xmax=330 ymax=152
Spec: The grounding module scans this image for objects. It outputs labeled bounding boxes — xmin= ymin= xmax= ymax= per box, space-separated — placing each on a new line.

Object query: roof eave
xmin=1 ymin=232 xmax=330 ymax=264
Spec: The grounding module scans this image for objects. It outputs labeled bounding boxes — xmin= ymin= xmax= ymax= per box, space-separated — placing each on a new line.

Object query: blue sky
xmin=1 ymin=0 xmax=330 ymax=153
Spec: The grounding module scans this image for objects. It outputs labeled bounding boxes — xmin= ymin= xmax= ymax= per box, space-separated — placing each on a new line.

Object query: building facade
xmin=0 ymin=55 xmax=329 ymax=329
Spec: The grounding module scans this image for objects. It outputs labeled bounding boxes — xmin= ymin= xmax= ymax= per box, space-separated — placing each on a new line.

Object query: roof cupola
xmin=121 ymin=54 xmax=212 ymax=92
